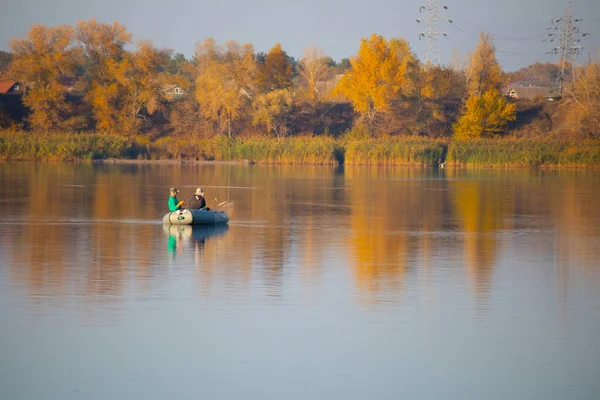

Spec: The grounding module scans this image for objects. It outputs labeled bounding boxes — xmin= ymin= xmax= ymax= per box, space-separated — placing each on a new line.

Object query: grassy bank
xmin=2 ymin=130 xmax=600 ymax=167
xmin=447 ymin=138 xmax=600 ymax=168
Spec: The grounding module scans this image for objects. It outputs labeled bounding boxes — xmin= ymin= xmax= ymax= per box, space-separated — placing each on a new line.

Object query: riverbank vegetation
xmin=0 ymin=20 xmax=598 ymax=166
xmin=3 ymin=130 xmax=599 ymax=168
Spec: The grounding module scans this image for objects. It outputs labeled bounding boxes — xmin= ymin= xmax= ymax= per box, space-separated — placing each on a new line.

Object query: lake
xmin=1 ymin=162 xmax=599 ymax=400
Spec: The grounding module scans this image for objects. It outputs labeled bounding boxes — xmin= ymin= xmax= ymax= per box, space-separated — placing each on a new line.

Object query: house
xmin=0 ymin=81 xmax=24 ymax=94
xmin=507 ymin=82 xmax=555 ymax=101
xmin=60 ymin=76 xmax=80 ymax=94
xmin=163 ymin=84 xmax=186 ymax=99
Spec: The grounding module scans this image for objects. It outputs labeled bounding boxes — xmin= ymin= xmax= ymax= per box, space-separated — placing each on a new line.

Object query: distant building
xmin=60 ymin=76 xmax=81 ymax=94
xmin=163 ymin=84 xmax=186 ymax=99
xmin=507 ymin=83 xmax=555 ymax=101
xmin=0 ymin=81 xmax=23 ymax=94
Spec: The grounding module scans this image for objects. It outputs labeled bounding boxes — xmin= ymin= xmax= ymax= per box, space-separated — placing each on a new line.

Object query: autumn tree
xmin=453 ymin=89 xmax=516 ymax=139
xmin=467 ymin=32 xmax=502 ymax=96
xmin=113 ymin=41 xmax=173 ymax=134
xmin=334 ymin=34 xmax=417 ymax=123
xmin=256 ymin=43 xmax=293 ymax=93
xmin=252 ymin=89 xmax=293 ymax=138
xmin=9 ymin=24 xmax=80 ymax=131
xmin=454 ymin=33 xmax=515 ymax=139
xmin=564 ymin=61 xmax=600 ymax=137
xmin=195 ymin=38 xmax=256 ymax=137
xmin=407 ymin=65 xmax=466 ymax=137
xmin=75 ymin=19 xmax=131 ymax=76
xmin=297 ymin=47 xmax=332 ymax=110
xmin=420 ymin=66 xmax=466 ymax=101
xmin=75 ymin=19 xmax=132 ymax=133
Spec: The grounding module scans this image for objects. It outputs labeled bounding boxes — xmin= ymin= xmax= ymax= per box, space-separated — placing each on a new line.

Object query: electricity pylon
xmin=417 ymin=1 xmax=452 ymax=66
xmin=549 ymin=1 xmax=585 ymax=93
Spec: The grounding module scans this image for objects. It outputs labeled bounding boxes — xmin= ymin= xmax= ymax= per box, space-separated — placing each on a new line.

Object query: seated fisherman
xmin=185 ymin=187 xmax=207 ymax=210
xmin=168 ymin=187 xmax=185 ymax=211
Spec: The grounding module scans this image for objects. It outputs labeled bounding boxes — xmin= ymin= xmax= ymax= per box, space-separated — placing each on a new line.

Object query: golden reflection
xmin=449 ymin=169 xmax=513 ymax=295
xmin=345 ymin=167 xmax=451 ymax=301
xmin=3 ymin=163 xmax=600 ymax=308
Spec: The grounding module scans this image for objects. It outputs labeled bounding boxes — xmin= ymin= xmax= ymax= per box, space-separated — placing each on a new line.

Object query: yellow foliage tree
xmin=75 ymin=19 xmax=133 ymax=133
xmin=334 ymin=34 xmax=417 ymax=122
xmin=9 ymin=24 xmax=80 ymax=131
xmin=297 ymin=47 xmax=332 ymax=110
xmin=195 ymin=38 xmax=256 ymax=137
xmin=564 ymin=62 xmax=600 ymax=137
xmin=453 ymin=89 xmax=516 ymax=139
xmin=256 ymin=43 xmax=293 ymax=93
xmin=467 ymin=33 xmax=502 ymax=96
xmin=107 ymin=41 xmax=171 ymax=134
xmin=252 ymin=89 xmax=293 ymax=138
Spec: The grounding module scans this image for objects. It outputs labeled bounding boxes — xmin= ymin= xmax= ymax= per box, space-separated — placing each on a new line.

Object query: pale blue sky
xmin=1 ymin=0 xmax=599 ymax=71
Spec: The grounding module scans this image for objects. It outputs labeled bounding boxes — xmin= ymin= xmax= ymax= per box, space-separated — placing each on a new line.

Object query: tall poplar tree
xmin=467 ymin=32 xmax=502 ymax=96
xmin=454 ymin=33 xmax=515 ymax=139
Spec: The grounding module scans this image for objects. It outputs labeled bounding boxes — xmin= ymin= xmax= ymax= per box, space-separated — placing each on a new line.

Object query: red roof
xmin=0 ymin=80 xmax=17 ymax=93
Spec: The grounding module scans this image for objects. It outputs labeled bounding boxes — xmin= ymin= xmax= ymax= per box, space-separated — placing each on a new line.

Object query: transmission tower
xmin=417 ymin=1 xmax=452 ymax=66
xmin=548 ymin=2 xmax=586 ymax=93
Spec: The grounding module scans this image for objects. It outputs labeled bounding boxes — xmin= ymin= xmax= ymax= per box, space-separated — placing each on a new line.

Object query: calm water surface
xmin=0 ymin=163 xmax=599 ymax=399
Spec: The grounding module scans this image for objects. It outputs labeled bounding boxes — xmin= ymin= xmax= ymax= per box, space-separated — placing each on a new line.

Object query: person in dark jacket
xmin=185 ymin=187 xmax=207 ymax=210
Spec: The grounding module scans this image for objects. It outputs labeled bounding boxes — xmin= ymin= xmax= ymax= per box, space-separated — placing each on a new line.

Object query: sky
xmin=1 ymin=0 xmax=599 ymax=71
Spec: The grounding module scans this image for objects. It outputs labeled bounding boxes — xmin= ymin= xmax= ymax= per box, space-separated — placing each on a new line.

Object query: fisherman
xmin=185 ymin=187 xmax=207 ymax=210
xmin=168 ymin=187 xmax=185 ymax=211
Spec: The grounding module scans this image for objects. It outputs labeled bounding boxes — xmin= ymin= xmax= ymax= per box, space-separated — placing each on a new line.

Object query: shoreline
xmin=2 ymin=158 xmax=599 ymax=169
xmin=92 ymin=158 xmax=256 ymax=165
xmin=1 ymin=131 xmax=599 ymax=168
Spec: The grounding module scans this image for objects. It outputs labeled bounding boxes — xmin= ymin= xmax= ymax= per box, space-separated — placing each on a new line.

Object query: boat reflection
xmin=164 ymin=224 xmax=230 ymax=261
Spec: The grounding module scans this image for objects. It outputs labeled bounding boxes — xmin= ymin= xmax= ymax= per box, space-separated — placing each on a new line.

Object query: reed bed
xmin=344 ymin=137 xmax=446 ymax=165
xmin=217 ymin=136 xmax=339 ymax=164
xmin=0 ymin=131 xmax=131 ymax=161
xmin=2 ymin=130 xmax=599 ymax=168
xmin=447 ymin=138 xmax=600 ymax=168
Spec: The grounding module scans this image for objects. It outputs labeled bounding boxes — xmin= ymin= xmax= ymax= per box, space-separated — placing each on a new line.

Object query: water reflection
xmin=1 ymin=163 xmax=600 ymax=399
xmin=164 ymin=223 xmax=229 ymax=259
xmin=1 ymin=164 xmax=599 ymax=305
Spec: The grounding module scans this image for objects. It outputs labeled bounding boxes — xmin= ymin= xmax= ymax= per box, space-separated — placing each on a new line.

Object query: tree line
xmin=1 ymin=19 xmax=598 ymax=139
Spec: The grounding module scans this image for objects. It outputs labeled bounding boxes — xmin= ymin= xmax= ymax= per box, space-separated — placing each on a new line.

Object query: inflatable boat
xmin=162 ymin=208 xmax=229 ymax=225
